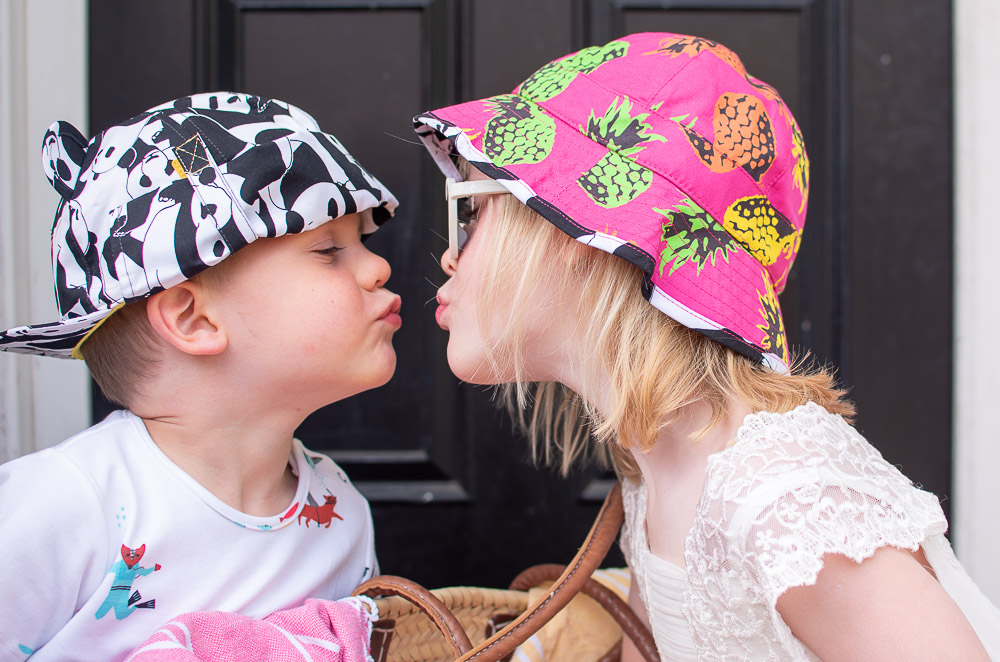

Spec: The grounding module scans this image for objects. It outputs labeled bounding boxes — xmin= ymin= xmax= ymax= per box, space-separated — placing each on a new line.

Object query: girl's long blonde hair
xmin=467 ymin=169 xmax=854 ymax=478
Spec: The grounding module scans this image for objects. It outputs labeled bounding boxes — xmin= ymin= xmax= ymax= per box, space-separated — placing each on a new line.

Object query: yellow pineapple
xmin=722 ymin=196 xmax=800 ymax=266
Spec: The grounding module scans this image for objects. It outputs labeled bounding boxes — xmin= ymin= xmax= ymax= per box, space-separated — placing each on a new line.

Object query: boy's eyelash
xmin=315 ymin=246 xmax=344 ymax=257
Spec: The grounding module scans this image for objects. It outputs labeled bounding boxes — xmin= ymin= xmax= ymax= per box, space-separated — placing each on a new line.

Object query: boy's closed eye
xmin=313 ymin=245 xmax=345 ymax=261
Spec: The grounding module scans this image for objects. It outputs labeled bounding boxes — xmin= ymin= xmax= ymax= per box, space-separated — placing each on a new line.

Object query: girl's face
xmin=434 ymin=172 xmax=572 ymax=386
xmin=434 ymin=176 xmax=500 ymax=384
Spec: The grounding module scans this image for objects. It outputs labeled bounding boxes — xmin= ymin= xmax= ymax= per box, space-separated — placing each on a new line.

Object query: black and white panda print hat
xmin=0 ymin=92 xmax=398 ymax=359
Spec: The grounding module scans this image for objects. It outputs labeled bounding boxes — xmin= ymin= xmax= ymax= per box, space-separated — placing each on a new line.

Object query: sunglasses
xmin=445 ymin=177 xmax=511 ymax=260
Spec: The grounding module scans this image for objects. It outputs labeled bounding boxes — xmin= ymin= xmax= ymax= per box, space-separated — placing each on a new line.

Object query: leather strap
xmin=353 ymin=483 xmax=630 ymax=662
xmin=355 ymin=575 xmax=474 ymax=656
xmin=510 ymin=564 xmax=659 ymax=662
xmin=457 ymin=482 xmax=624 ymax=661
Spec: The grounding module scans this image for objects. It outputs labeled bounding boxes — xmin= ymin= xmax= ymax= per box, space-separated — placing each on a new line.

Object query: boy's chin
xmin=365 ymin=355 xmax=398 ymax=390
xmin=316 ymin=356 xmax=398 ymax=405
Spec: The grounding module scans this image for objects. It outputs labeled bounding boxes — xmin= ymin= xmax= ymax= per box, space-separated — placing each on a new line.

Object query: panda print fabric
xmin=1 ymin=92 xmax=398 ymax=359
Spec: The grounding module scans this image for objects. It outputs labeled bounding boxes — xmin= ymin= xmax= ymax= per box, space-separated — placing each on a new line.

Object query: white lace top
xmin=621 ymin=402 xmax=1000 ymax=661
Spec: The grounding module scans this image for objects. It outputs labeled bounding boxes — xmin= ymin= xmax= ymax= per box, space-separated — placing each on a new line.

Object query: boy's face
xmin=211 ymin=214 xmax=401 ymax=412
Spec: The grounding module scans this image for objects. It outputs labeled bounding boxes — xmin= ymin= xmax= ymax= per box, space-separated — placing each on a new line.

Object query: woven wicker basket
xmin=371 ymin=586 xmax=530 ymax=662
xmin=356 ymin=485 xmax=658 ymax=662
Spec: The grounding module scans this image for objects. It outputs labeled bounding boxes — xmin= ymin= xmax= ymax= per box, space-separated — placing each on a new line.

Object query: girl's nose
xmin=440 ymin=249 xmax=457 ymax=277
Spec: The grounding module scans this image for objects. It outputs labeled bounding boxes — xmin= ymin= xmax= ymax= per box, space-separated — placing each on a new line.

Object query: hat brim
xmin=415 ymin=104 xmax=790 ymax=373
xmin=0 ymin=307 xmax=115 ymax=359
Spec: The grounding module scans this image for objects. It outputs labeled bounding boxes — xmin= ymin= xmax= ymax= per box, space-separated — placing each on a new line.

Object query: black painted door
xmin=89 ymin=0 xmax=952 ymax=588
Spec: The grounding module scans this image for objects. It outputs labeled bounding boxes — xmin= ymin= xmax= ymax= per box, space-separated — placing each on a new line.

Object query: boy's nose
xmin=439 ymin=249 xmax=457 ymax=277
xmin=364 ymin=251 xmax=391 ymax=290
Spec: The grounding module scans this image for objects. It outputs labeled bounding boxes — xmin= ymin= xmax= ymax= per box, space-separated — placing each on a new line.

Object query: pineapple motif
xmin=723 ymin=196 xmax=800 ymax=268
xmin=577 ymin=97 xmax=667 ymax=208
xmin=656 ymin=198 xmax=737 ymax=276
xmin=650 ymin=34 xmax=804 ymax=194
xmin=519 ymin=41 xmax=629 ymax=102
xmin=647 ymin=35 xmax=783 ymax=105
xmin=684 ymin=93 xmax=775 ymax=182
xmin=756 ymin=276 xmax=787 ymax=363
xmin=789 ymin=118 xmax=810 ymax=214
xmin=646 ymin=35 xmax=746 ymax=77
xmin=482 ymin=95 xmax=556 ymax=166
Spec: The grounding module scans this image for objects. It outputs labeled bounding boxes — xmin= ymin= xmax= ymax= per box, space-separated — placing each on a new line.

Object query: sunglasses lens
xmin=446 ymin=178 xmax=510 ymax=258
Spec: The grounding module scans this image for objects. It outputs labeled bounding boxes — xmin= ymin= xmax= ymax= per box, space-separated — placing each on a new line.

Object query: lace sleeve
xmin=748 ymin=473 xmax=946 ymax=596
xmin=733 ymin=408 xmax=948 ymax=606
xmin=686 ymin=403 xmax=949 ymax=659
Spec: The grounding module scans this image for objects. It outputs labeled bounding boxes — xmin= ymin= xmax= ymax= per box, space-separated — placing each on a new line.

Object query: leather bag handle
xmin=509 ymin=564 xmax=659 ymax=662
xmin=353 ymin=574 xmax=475 ymax=656
xmin=354 ymin=483 xmax=627 ymax=661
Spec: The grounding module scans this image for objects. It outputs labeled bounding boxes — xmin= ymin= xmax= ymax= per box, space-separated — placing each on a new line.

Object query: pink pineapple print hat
xmin=414 ymin=32 xmax=809 ymax=373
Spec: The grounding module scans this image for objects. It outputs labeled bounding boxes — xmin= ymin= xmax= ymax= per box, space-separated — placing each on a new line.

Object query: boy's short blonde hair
xmin=80 ymin=253 xmax=244 ymax=409
xmin=474 ymin=191 xmax=854 ymax=479
xmin=80 ymin=300 xmax=161 ymax=408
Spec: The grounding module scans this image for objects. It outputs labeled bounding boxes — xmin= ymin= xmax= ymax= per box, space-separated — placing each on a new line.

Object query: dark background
xmin=89 ymin=0 xmax=953 ymax=588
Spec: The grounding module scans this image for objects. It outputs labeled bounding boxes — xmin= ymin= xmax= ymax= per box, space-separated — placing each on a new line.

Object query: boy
xmin=0 ymin=92 xmax=400 ymax=660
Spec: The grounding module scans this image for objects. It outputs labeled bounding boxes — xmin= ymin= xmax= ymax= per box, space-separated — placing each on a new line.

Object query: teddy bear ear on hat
xmin=41 ymin=120 xmax=89 ymax=200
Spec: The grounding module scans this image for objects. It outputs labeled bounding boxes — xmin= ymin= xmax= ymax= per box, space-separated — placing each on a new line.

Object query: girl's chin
xmin=448 ymin=366 xmax=494 ymax=385
xmin=446 ymin=355 xmax=501 ymax=386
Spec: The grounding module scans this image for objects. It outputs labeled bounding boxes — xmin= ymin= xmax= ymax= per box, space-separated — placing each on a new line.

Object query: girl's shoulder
xmin=705 ymin=401 xmax=911 ymax=499
xmin=690 ymin=401 xmax=947 ymax=600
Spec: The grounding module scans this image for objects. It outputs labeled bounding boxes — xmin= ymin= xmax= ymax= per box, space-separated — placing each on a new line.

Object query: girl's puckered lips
xmin=379 ymin=296 xmax=402 ymax=328
xmin=434 ymin=293 xmax=450 ymax=329
xmin=434 ymin=304 xmax=448 ymax=329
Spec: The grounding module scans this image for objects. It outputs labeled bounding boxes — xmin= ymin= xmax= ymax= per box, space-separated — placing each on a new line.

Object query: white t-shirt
xmin=0 ymin=410 xmax=377 ymax=662
xmin=621 ymin=402 xmax=1000 ymax=661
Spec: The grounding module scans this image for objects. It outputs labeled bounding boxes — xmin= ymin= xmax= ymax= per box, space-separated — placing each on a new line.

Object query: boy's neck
xmin=138 ymin=408 xmax=301 ymax=518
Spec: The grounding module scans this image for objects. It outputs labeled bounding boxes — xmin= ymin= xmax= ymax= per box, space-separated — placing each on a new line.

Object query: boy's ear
xmin=145 ymin=282 xmax=228 ymax=356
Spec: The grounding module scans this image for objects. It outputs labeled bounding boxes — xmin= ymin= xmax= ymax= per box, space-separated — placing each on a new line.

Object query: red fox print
xmin=298 ymin=494 xmax=343 ymax=528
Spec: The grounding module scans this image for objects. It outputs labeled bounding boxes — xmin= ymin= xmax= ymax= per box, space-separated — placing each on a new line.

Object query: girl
xmin=414 ymin=33 xmax=1000 ymax=660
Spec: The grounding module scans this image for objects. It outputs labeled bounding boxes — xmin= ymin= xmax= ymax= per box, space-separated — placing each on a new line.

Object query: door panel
xmin=89 ymin=0 xmax=953 ymax=586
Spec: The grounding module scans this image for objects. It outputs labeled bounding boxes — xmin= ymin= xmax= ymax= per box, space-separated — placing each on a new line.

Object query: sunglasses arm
xmin=445 ymin=177 xmax=512 ymax=260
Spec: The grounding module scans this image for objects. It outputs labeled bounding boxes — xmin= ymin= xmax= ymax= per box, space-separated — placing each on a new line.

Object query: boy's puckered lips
xmin=378 ymin=296 xmax=402 ymax=328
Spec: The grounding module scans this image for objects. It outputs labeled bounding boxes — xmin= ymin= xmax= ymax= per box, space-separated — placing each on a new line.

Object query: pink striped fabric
xmin=126 ymin=597 xmax=376 ymax=662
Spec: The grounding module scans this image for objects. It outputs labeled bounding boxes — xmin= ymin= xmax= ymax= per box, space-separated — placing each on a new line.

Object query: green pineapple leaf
xmin=581 ymin=96 xmax=667 ymax=156
xmin=656 ymin=198 xmax=737 ymax=276
xmin=669 ymin=113 xmax=699 ymax=130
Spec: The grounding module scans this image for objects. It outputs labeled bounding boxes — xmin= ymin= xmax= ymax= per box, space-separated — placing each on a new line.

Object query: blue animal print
xmin=95 ymin=544 xmax=161 ymax=620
